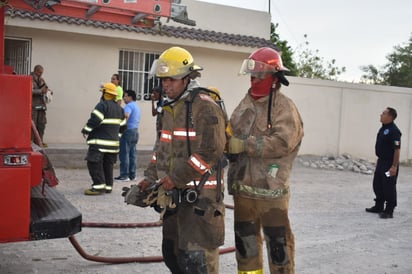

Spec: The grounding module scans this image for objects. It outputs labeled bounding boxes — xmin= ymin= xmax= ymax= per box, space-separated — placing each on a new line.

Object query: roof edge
xmin=6 ymin=9 xmax=278 ymax=49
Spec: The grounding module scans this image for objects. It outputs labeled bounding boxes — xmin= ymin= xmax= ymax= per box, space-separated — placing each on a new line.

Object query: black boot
xmin=365 ymin=206 xmax=383 ymax=213
xmin=379 ymin=208 xmax=394 ymax=219
xmin=366 ymin=199 xmax=383 ymax=213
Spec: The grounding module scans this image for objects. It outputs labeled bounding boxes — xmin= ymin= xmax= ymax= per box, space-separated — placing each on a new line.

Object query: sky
xmin=199 ymin=0 xmax=412 ymax=82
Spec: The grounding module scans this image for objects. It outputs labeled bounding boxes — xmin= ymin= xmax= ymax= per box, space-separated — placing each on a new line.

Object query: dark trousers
xmin=86 ymin=146 xmax=117 ymax=187
xmin=372 ymin=159 xmax=398 ymax=212
xmin=32 ymin=109 xmax=47 ymax=142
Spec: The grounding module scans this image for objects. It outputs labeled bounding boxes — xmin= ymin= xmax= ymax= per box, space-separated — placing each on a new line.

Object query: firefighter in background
xmin=227 ymin=47 xmax=304 ymax=274
xmin=31 ymin=64 xmax=48 ymax=146
xmin=82 ymin=83 xmax=126 ymax=195
xmin=137 ymin=47 xmax=227 ymax=273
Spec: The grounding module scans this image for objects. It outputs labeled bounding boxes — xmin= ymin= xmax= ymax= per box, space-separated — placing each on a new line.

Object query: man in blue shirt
xmin=115 ymin=89 xmax=141 ymax=181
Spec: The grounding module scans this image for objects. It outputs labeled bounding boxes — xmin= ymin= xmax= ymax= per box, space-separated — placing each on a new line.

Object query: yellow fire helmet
xmin=99 ymin=82 xmax=118 ymax=96
xmin=150 ymin=46 xmax=203 ymax=79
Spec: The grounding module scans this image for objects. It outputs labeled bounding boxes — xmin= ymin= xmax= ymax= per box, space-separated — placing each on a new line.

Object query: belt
xmin=233 ymin=183 xmax=289 ymax=199
xmin=186 ymin=180 xmax=218 ymax=189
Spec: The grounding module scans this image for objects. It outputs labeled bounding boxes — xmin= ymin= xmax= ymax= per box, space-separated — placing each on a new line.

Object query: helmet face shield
xmin=148 ymin=58 xmax=202 ymax=80
xmin=149 ymin=47 xmax=203 ymax=80
xmin=149 ymin=59 xmax=182 ymax=79
xmin=148 ymin=59 xmax=160 ymax=79
xmin=239 ymin=59 xmax=279 ymax=79
xmin=239 ymin=47 xmax=289 ymax=79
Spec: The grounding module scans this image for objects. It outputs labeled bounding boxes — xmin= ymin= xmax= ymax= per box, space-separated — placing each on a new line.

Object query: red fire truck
xmin=0 ymin=0 xmax=194 ymax=244
xmin=0 ymin=73 xmax=82 ymax=243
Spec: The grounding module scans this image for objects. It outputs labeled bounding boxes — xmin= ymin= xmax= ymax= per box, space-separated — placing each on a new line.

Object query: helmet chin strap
xmin=275 ymin=71 xmax=290 ymax=86
xmin=251 ymin=74 xmax=284 ymax=129
xmin=267 ymin=76 xmax=278 ymax=129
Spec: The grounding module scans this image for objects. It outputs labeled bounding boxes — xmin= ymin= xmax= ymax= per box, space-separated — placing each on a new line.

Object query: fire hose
xmin=68 ymin=204 xmax=236 ymax=264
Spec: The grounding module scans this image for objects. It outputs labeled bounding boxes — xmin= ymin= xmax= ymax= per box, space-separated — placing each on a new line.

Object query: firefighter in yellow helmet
xmin=82 ymin=83 xmax=126 ymax=195
xmin=124 ymin=46 xmax=227 ymax=273
xmin=227 ymin=47 xmax=304 ymax=274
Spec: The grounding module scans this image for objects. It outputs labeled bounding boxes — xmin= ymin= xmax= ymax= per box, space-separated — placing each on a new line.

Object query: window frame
xmin=118 ymin=49 xmax=161 ymax=101
xmin=4 ymin=37 xmax=32 ymax=75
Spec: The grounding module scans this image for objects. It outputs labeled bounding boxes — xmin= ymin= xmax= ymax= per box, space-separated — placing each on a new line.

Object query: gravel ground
xmin=1 ymin=159 xmax=412 ymax=274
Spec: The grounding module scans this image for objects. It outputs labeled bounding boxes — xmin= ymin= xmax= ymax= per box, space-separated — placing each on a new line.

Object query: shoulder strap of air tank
xmin=185 ymin=87 xmax=226 ymax=200
xmin=184 ymin=87 xmax=208 ymax=155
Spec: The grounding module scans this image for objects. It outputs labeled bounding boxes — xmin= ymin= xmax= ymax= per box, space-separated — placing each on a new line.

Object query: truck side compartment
xmin=0 ymin=73 xmax=82 ymax=243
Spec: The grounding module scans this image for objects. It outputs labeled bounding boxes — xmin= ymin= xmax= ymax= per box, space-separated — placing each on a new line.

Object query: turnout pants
xmin=234 ymin=195 xmax=295 ymax=274
xmin=161 ymin=193 xmax=225 ymax=274
xmin=86 ymin=146 xmax=117 ymax=191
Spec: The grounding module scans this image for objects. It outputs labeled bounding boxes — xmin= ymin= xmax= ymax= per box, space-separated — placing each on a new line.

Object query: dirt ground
xmin=1 ymin=158 xmax=412 ymax=274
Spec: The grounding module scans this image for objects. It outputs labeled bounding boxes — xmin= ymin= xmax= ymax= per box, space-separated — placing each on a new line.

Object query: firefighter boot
xmin=84 ymin=188 xmax=105 ymax=195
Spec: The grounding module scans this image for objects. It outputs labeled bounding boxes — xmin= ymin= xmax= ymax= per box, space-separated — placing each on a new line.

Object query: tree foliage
xmin=270 ymin=23 xmax=346 ymax=80
xmin=361 ymin=35 xmax=412 ymax=88
xmin=270 ymin=23 xmax=298 ymax=76
xmin=294 ymin=34 xmax=346 ymax=80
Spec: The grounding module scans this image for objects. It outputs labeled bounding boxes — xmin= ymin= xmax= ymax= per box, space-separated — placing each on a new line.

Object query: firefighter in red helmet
xmin=227 ymin=47 xmax=304 ymax=274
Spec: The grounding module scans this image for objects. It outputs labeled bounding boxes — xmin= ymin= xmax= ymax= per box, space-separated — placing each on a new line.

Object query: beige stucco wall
xmin=5 ymin=1 xmax=412 ymax=163
xmin=282 ymin=77 xmax=412 ymax=162
xmin=5 ymin=24 xmax=252 ymax=147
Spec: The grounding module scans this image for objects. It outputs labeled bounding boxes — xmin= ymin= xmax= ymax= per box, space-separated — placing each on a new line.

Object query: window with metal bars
xmin=118 ymin=49 xmax=161 ymax=101
xmin=5 ymin=37 xmax=31 ymax=75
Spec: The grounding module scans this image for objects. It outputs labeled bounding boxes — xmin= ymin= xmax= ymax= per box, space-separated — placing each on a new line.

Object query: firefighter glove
xmin=228 ymin=136 xmax=244 ymax=154
xmin=122 ymin=185 xmax=144 ymax=206
xmin=121 ymin=186 xmax=130 ymax=197
xmin=145 ymin=185 xmax=176 ymax=220
xmin=122 ymin=182 xmax=157 ymax=208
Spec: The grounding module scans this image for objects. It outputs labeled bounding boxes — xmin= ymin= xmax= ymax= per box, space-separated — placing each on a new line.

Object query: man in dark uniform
xmin=366 ymin=107 xmax=401 ymax=219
